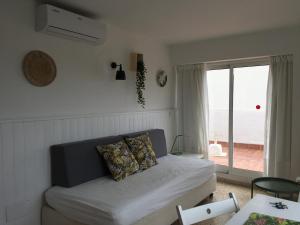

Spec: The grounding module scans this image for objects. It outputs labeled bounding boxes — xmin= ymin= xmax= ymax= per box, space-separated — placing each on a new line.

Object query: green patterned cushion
xmin=96 ymin=141 xmax=139 ymax=181
xmin=125 ymin=134 xmax=158 ymax=170
xmin=244 ymin=212 xmax=300 ymax=225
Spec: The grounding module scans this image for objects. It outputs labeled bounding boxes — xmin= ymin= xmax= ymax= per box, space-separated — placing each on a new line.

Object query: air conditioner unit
xmin=36 ymin=4 xmax=106 ymax=45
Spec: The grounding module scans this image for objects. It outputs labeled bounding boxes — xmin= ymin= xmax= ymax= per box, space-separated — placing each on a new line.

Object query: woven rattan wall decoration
xmin=23 ymin=50 xmax=56 ymax=87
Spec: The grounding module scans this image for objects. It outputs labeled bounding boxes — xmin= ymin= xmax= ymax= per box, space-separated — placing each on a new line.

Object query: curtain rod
xmin=175 ymin=54 xmax=293 ymax=67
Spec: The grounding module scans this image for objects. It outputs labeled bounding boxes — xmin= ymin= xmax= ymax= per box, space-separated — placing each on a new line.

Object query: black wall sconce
xmin=111 ymin=62 xmax=126 ymax=80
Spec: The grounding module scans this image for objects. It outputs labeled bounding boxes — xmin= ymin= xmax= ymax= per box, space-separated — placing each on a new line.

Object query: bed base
xmin=42 ymin=174 xmax=216 ymax=225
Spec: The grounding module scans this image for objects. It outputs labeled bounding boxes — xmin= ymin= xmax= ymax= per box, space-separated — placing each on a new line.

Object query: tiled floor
xmin=209 ymin=145 xmax=264 ymax=172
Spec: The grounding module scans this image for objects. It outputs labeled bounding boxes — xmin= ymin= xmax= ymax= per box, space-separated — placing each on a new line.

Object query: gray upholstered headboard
xmin=50 ymin=129 xmax=167 ymax=187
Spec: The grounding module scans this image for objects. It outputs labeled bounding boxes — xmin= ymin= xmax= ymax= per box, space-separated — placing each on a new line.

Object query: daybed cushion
xmin=97 ymin=140 xmax=139 ymax=181
xmin=125 ymin=134 xmax=158 ymax=170
xmin=45 ymin=155 xmax=215 ymax=225
xmin=51 ymin=129 xmax=167 ymax=187
xmin=125 ymin=129 xmax=167 ymax=158
xmin=50 ymin=135 xmax=122 ymax=187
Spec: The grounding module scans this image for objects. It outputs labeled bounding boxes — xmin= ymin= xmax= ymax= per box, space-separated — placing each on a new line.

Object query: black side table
xmin=251 ymin=177 xmax=300 ymax=201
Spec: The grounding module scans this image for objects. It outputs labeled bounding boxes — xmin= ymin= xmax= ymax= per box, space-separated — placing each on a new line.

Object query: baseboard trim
xmin=216 ymin=172 xmax=254 ymax=187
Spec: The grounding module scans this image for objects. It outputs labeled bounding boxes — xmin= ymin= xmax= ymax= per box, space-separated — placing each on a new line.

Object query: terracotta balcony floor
xmin=209 ymin=146 xmax=264 ymax=172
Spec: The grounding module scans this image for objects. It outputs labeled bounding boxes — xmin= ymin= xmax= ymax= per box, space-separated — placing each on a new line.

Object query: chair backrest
xmin=176 ymin=193 xmax=239 ymax=225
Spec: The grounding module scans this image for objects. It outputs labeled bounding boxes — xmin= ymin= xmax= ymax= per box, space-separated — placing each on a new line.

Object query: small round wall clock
xmin=23 ymin=50 xmax=57 ymax=87
xmin=156 ymin=70 xmax=167 ymax=87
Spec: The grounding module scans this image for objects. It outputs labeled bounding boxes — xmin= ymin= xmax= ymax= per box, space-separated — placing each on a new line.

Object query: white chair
xmin=176 ymin=192 xmax=240 ymax=225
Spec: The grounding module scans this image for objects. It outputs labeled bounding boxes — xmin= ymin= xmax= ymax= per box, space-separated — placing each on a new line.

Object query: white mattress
xmin=45 ymin=155 xmax=215 ymax=225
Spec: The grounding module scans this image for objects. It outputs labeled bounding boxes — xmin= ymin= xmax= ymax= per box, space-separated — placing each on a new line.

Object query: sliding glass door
xmin=207 ymin=69 xmax=229 ymax=168
xmin=232 ymin=66 xmax=269 ymax=172
xmin=207 ymin=61 xmax=269 ymax=177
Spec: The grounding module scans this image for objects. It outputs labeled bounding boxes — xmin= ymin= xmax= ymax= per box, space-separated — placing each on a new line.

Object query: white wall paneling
xmin=0 ymin=110 xmax=175 ymax=225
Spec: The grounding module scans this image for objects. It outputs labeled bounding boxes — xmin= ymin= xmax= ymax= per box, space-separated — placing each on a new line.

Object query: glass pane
xmin=233 ymin=65 xmax=269 ymax=172
xmin=207 ymin=69 xmax=229 ymax=166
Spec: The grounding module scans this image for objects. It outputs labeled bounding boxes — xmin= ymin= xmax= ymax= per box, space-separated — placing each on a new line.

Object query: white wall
xmin=0 ymin=1 xmax=175 ymax=225
xmin=170 ymin=26 xmax=300 ymax=179
xmin=0 ymin=1 xmax=174 ymax=120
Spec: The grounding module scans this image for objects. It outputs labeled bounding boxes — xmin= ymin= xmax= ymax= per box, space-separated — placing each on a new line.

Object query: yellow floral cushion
xmin=96 ymin=141 xmax=139 ymax=181
xmin=125 ymin=134 xmax=158 ymax=170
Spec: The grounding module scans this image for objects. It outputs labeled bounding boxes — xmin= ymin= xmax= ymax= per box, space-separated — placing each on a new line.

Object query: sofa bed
xmin=42 ymin=129 xmax=216 ymax=225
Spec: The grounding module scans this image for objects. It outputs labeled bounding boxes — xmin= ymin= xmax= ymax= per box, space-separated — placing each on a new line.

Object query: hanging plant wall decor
xmin=136 ymin=59 xmax=147 ymax=108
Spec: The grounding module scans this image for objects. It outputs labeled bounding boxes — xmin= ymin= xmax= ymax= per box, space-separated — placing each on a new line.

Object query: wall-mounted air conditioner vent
xmin=36 ymin=4 xmax=106 ymax=45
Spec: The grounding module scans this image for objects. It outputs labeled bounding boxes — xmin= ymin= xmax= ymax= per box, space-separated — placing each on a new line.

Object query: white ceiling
xmin=48 ymin=0 xmax=300 ymax=44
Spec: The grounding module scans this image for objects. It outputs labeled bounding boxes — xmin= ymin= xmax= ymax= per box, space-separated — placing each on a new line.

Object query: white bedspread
xmin=45 ymin=155 xmax=215 ymax=225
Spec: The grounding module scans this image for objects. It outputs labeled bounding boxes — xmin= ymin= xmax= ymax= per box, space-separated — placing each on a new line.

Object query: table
xmin=225 ymin=194 xmax=300 ymax=225
xmin=251 ymin=177 xmax=300 ymax=199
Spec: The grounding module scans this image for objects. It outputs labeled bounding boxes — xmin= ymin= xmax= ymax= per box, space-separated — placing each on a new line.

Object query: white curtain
xmin=176 ymin=64 xmax=209 ymax=158
xmin=265 ymin=55 xmax=293 ymax=178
